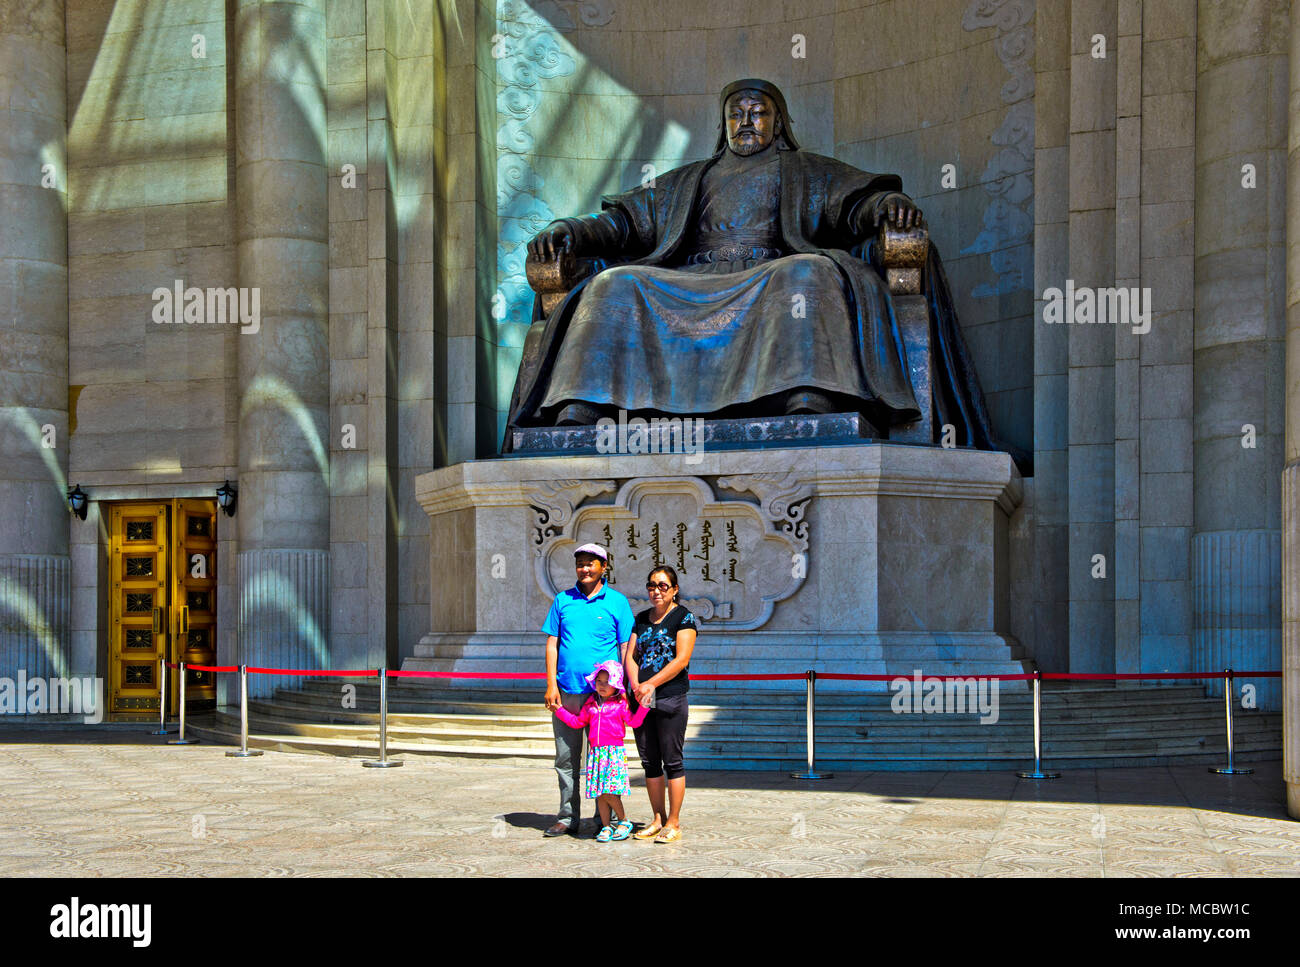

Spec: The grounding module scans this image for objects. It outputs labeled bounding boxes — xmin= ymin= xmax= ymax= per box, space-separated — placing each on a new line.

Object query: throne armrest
xmin=878 ymin=221 xmax=934 ymax=444
xmin=525 ymin=251 xmax=604 ymax=315
xmin=877 ymin=222 xmax=929 ymax=295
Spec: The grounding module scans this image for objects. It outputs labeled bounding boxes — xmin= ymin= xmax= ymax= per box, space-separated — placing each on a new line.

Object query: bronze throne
xmin=522 ymin=221 xmax=939 ymax=444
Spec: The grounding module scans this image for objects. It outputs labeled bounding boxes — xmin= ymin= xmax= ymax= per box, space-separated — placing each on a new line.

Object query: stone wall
xmin=481 ymin=0 xmax=1035 ymax=460
xmin=0 ymin=0 xmax=71 ymax=679
xmin=3 ymin=0 xmax=1290 ymax=719
xmin=66 ymin=0 xmax=239 ymax=487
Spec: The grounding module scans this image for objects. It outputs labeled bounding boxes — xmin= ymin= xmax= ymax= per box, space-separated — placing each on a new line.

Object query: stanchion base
xmin=167 ymin=738 xmax=199 ymax=745
xmin=150 ymin=728 xmax=176 ymax=735
xmin=1209 ymin=767 xmax=1253 ymax=775
xmin=790 ymin=771 xmax=834 ymax=780
xmin=226 ymin=749 xmax=264 ymax=757
xmin=1017 ymin=771 xmax=1061 ymax=779
xmin=362 ymin=759 xmax=404 ymax=768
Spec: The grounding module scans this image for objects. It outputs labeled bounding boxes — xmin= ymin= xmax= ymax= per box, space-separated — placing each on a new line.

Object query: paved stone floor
xmin=1 ymin=730 xmax=1298 ymax=877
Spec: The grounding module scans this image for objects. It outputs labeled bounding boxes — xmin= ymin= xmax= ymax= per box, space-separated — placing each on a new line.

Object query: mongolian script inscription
xmin=532 ymin=476 xmax=809 ymax=631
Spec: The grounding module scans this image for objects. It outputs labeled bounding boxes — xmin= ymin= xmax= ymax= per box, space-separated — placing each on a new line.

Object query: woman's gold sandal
xmin=653 ymin=825 xmax=682 ymax=844
xmin=634 ymin=820 xmax=663 ymax=840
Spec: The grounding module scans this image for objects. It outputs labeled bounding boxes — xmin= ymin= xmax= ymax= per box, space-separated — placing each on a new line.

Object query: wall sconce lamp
xmin=67 ymin=484 xmax=88 ymax=521
xmin=216 ymin=480 xmax=238 ymax=517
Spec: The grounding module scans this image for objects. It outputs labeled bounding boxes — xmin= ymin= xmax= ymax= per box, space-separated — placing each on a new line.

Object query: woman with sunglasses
xmin=624 ymin=565 xmax=697 ymax=843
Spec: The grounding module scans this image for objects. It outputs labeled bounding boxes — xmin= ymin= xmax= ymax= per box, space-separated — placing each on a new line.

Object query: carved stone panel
xmin=534 ymin=476 xmax=811 ymax=631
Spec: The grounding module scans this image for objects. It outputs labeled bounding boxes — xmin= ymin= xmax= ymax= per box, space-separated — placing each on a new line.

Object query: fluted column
xmin=0 ymin=1 xmax=70 ymax=681
xmin=234 ymin=0 xmax=330 ymax=697
xmin=1193 ymin=0 xmax=1287 ymax=710
xmin=1284 ymin=0 xmax=1300 ymax=818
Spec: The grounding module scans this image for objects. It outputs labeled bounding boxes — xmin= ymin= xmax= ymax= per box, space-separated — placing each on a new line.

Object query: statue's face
xmin=724 ymin=91 xmax=780 ymax=156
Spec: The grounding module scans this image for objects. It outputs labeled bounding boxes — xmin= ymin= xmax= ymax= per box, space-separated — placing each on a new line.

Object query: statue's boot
xmin=784 ymin=390 xmax=833 ymax=415
xmin=555 ymin=402 xmax=605 ymax=425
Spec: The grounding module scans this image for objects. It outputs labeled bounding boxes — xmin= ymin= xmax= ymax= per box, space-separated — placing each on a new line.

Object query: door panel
xmin=107 ymin=499 xmax=219 ymax=717
xmin=108 ymin=503 xmax=169 ymax=714
xmin=173 ymin=499 xmax=217 ymax=711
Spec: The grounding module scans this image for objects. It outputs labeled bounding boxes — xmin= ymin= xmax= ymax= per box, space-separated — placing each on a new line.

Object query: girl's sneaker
xmin=611 ymin=818 xmax=634 ymax=841
xmin=595 ymin=825 xmax=614 ymax=843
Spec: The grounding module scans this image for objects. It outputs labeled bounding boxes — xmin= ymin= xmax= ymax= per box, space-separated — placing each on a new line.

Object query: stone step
xmin=284 ymin=670 xmax=1216 ymax=701
xmin=249 ymin=696 xmax=1279 ymax=738
xmin=200 ymin=710 xmax=1279 ymax=756
xmin=184 ymin=678 xmax=1283 ymax=771
xmin=410 ymin=644 xmax=1033 ymax=662
xmin=268 ymin=689 xmax=1258 ymax=724
xmin=287 ymin=677 xmax=1221 ymax=707
xmin=184 ymin=715 xmax=1282 ymax=772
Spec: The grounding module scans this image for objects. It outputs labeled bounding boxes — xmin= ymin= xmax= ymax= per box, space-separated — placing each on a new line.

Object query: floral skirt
xmin=585 ymin=745 xmax=630 ymax=798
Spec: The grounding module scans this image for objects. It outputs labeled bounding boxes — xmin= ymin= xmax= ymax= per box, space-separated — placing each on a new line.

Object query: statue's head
xmin=715 ymin=78 xmax=799 ymax=156
xmin=725 ymin=91 xmax=779 ymax=155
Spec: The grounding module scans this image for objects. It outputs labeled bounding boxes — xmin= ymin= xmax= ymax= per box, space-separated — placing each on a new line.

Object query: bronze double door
xmin=107 ymin=499 xmax=218 ymax=717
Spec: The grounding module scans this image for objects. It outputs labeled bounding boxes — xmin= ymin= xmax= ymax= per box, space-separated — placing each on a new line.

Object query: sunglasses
xmin=645 ymin=582 xmax=674 ymax=592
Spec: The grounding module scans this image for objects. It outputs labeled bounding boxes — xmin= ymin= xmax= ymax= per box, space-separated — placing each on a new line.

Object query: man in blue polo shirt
xmin=542 ymin=542 xmax=634 ymax=837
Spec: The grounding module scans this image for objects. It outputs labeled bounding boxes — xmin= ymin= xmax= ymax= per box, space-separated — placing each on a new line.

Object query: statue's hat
xmin=714 ymin=78 xmax=800 ymax=153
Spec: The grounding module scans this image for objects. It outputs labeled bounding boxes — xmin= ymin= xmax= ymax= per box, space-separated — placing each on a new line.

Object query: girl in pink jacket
xmin=553 ymin=660 xmax=650 ymax=842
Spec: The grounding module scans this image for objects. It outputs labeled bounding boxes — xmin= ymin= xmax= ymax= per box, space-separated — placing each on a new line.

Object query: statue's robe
xmin=505 ymin=146 xmax=1014 ymax=469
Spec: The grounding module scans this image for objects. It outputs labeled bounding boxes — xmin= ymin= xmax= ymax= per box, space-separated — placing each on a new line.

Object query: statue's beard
xmin=728 ymin=132 xmax=772 ymax=156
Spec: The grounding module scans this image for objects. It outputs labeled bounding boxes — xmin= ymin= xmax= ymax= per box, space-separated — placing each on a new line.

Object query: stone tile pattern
xmin=1 ymin=732 xmax=1297 ymax=877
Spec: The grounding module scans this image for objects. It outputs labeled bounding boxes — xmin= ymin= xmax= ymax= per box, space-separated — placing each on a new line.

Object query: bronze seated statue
xmin=505 ymin=78 xmax=1024 ymax=471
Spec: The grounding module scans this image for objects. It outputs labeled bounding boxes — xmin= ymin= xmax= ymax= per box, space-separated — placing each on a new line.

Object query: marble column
xmin=1192 ymin=0 xmax=1286 ymax=710
xmin=1067 ymin=0 xmax=1118 ymax=672
xmin=1284 ymin=0 xmax=1300 ymax=821
xmin=0 ymin=1 xmax=70 ymax=681
xmin=233 ymin=0 xmax=331 ymax=698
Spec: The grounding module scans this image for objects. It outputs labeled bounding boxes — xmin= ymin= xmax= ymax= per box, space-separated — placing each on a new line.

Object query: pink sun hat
xmin=585 ymin=660 xmax=624 ymax=692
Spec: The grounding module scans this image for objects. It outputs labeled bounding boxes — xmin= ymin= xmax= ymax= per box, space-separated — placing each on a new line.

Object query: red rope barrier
xmin=818 ymin=672 xmax=1037 ymax=682
xmin=693 ymin=673 xmax=807 ymax=681
xmin=246 ymin=667 xmax=376 ymax=677
xmin=187 ymin=664 xmax=237 ymax=673
xmin=388 ymin=670 xmax=547 ymax=679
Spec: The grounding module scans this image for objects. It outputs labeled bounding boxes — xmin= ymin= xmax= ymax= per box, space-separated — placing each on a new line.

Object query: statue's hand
xmin=528 ymin=223 xmax=575 ymax=262
xmin=872 ymin=192 xmax=924 ymax=232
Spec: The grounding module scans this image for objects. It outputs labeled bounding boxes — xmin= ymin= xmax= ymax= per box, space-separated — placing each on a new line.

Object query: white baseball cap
xmin=573 ymin=542 xmax=609 ymax=562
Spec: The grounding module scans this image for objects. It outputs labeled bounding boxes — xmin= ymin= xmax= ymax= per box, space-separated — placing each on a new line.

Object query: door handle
xmin=181 ymin=606 xmax=189 ymax=636
xmin=153 ymin=607 xmax=163 ymax=633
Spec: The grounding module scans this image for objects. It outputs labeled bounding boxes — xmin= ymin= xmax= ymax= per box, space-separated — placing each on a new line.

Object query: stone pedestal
xmin=409 ymin=443 xmax=1029 ymax=692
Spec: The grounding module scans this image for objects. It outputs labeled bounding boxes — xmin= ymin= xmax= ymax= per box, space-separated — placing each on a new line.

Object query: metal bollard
xmin=167 ymin=661 xmax=199 ymax=745
xmin=1209 ymin=668 xmax=1252 ymax=775
xmin=791 ymin=669 xmax=832 ymax=780
xmin=1017 ymin=670 xmax=1059 ymax=779
xmin=226 ymin=664 xmax=263 ymax=757
xmin=150 ymin=656 xmax=175 ymax=735
xmin=363 ymin=668 xmax=402 ymax=768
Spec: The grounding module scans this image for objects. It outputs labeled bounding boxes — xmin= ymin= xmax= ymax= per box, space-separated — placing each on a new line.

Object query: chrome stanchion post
xmin=791 ymin=669 xmax=832 ymax=780
xmin=167 ymin=661 xmax=199 ymax=745
xmin=364 ymin=667 xmax=402 ymax=768
xmin=226 ymin=664 xmax=263 ymax=757
xmin=151 ymin=657 xmax=174 ymax=735
xmin=1018 ymin=670 xmax=1058 ymax=779
xmin=1210 ymin=668 xmax=1252 ymax=775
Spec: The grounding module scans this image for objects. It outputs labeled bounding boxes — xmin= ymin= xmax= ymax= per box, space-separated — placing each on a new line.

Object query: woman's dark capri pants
xmin=633 ymin=692 xmax=689 ymax=779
